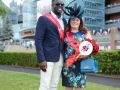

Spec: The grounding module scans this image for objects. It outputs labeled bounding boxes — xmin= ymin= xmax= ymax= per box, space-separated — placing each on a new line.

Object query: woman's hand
xmin=86 ymin=31 xmax=93 ymax=40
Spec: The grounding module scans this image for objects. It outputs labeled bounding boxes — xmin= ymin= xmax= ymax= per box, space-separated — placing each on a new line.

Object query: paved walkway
xmin=6 ymin=45 xmax=36 ymax=52
xmin=0 ymin=65 xmax=120 ymax=88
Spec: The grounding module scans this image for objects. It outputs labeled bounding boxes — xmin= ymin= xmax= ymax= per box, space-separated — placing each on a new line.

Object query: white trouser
xmin=39 ymin=53 xmax=63 ymax=90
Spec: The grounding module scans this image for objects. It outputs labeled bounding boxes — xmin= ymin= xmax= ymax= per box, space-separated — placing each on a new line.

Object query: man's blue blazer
xmin=35 ymin=15 xmax=67 ymax=63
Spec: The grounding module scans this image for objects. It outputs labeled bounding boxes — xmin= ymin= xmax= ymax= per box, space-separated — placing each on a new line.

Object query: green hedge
xmin=94 ymin=50 xmax=120 ymax=75
xmin=0 ymin=51 xmax=120 ymax=75
xmin=0 ymin=52 xmax=39 ymax=68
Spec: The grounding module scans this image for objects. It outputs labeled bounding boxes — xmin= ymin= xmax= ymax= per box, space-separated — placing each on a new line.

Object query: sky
xmin=2 ymin=0 xmax=22 ymax=7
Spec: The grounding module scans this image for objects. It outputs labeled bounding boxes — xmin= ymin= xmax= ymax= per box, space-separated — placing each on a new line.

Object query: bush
xmin=0 ymin=52 xmax=39 ymax=68
xmin=0 ymin=51 xmax=120 ymax=75
xmin=93 ymin=50 xmax=120 ymax=75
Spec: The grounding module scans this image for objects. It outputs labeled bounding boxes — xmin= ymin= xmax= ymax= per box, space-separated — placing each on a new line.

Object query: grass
xmin=0 ymin=70 xmax=119 ymax=90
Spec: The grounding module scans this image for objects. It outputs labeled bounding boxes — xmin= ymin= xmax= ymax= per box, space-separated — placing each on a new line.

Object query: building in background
xmin=91 ymin=0 xmax=120 ymax=50
xmin=18 ymin=0 xmax=120 ymax=50
xmin=22 ymin=0 xmax=37 ymax=28
xmin=20 ymin=0 xmax=51 ymax=39
xmin=8 ymin=0 xmax=23 ymax=41
xmin=105 ymin=0 xmax=120 ymax=29
xmin=9 ymin=0 xmax=22 ymax=24
xmin=20 ymin=0 xmax=105 ymax=38
xmin=83 ymin=0 xmax=105 ymax=31
xmin=10 ymin=0 xmax=17 ymax=11
xmin=9 ymin=12 xmax=18 ymax=24
xmin=37 ymin=0 xmax=51 ymax=19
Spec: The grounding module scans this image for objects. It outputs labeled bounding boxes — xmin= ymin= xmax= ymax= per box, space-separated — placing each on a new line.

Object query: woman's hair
xmin=67 ymin=17 xmax=88 ymax=34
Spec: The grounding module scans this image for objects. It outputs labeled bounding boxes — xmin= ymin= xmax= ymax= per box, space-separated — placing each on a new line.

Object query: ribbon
xmin=65 ymin=29 xmax=82 ymax=67
xmin=44 ymin=13 xmax=64 ymax=44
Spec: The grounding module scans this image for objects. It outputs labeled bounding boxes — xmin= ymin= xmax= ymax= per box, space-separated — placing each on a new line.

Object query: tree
xmin=0 ymin=0 xmax=11 ymax=16
xmin=0 ymin=0 xmax=11 ymax=51
xmin=2 ymin=16 xmax=13 ymax=41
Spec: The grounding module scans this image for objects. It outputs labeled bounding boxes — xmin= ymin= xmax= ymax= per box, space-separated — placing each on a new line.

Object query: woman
xmin=62 ymin=17 xmax=93 ymax=90
xmin=62 ymin=0 xmax=99 ymax=89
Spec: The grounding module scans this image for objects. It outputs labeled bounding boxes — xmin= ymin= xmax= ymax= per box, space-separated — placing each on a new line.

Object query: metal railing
xmin=92 ymin=34 xmax=110 ymax=42
xmin=92 ymin=33 xmax=120 ymax=42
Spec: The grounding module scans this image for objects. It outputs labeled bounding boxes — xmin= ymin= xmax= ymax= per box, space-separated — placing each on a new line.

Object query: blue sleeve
xmin=35 ymin=16 xmax=46 ymax=63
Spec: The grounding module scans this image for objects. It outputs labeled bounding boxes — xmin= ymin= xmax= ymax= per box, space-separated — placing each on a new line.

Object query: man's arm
xmin=35 ymin=16 xmax=46 ymax=63
xmin=35 ymin=16 xmax=47 ymax=72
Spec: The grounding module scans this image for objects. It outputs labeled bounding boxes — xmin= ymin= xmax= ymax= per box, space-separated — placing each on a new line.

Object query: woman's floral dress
xmin=62 ymin=32 xmax=87 ymax=88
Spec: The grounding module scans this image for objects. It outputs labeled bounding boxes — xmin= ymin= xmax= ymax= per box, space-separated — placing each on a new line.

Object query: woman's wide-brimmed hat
xmin=63 ymin=0 xmax=84 ymax=19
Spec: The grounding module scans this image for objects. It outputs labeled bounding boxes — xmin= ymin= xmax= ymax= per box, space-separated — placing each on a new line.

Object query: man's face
xmin=52 ymin=0 xmax=64 ymax=15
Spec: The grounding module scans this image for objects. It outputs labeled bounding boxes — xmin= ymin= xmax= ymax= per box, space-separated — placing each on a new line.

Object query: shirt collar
xmin=51 ymin=11 xmax=62 ymax=19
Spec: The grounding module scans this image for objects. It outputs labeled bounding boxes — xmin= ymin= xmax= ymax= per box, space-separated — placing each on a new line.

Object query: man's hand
xmin=39 ymin=61 xmax=47 ymax=72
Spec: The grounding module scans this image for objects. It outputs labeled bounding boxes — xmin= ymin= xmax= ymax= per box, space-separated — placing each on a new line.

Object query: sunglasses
xmin=54 ymin=3 xmax=64 ymax=6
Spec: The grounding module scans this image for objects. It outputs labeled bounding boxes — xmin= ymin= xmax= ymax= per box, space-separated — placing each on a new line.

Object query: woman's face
xmin=70 ymin=17 xmax=80 ymax=30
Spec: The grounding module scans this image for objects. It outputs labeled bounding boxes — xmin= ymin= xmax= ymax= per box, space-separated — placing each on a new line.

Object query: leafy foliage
xmin=1 ymin=16 xmax=13 ymax=41
xmin=0 ymin=0 xmax=11 ymax=16
xmin=0 ymin=51 xmax=120 ymax=75
xmin=94 ymin=50 xmax=120 ymax=75
xmin=0 ymin=52 xmax=39 ymax=68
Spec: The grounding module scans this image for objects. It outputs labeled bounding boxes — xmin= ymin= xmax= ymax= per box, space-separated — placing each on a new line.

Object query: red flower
xmin=66 ymin=39 xmax=99 ymax=67
xmin=86 ymin=38 xmax=99 ymax=55
xmin=92 ymin=42 xmax=99 ymax=55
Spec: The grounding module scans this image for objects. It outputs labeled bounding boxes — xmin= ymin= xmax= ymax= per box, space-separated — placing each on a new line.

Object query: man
xmin=35 ymin=0 xmax=67 ymax=90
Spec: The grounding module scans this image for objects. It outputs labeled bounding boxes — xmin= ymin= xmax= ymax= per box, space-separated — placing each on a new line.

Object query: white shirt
xmin=51 ymin=11 xmax=64 ymax=30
